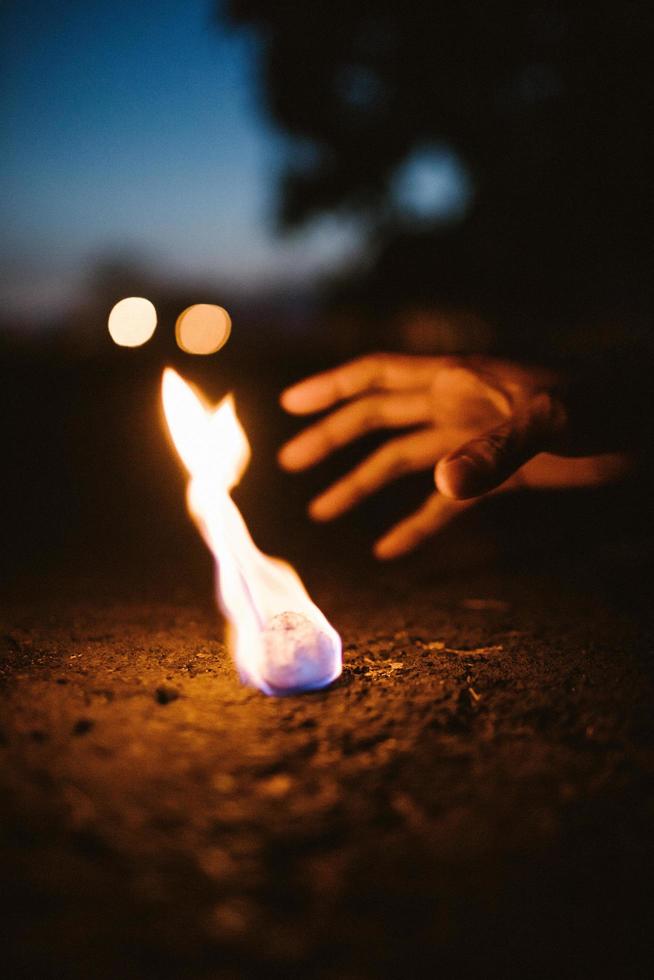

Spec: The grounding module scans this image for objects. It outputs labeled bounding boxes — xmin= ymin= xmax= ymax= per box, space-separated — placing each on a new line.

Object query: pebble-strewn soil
xmin=3 ymin=561 xmax=654 ymax=979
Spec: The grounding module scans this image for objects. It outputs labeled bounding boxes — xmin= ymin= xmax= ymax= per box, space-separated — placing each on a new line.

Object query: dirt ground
xmin=3 ymin=552 xmax=654 ymax=979
xmin=2 ymin=357 xmax=654 ymax=978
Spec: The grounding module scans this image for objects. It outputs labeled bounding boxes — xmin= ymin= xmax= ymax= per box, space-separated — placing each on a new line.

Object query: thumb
xmin=435 ymin=393 xmax=562 ymax=500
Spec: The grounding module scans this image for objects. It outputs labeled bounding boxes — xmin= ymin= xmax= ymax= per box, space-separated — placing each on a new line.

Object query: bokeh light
xmin=392 ymin=145 xmax=473 ymax=223
xmin=107 ymin=297 xmax=157 ymax=347
xmin=175 ymin=304 xmax=232 ymax=355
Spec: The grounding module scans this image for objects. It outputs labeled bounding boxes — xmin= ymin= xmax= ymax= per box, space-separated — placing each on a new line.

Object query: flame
xmin=162 ymin=368 xmax=342 ymax=695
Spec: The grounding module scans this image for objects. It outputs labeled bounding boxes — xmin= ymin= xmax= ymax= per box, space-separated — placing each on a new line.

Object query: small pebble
xmin=155 ymin=684 xmax=180 ymax=705
xmin=72 ymin=718 xmax=94 ymax=736
xmin=260 ymin=611 xmax=339 ymax=693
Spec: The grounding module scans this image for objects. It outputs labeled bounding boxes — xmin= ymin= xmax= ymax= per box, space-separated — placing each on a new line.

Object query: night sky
xmin=0 ymin=0 xmax=362 ymax=325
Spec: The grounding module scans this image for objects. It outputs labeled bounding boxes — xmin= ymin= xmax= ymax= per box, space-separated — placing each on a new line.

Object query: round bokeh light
xmin=108 ymin=297 xmax=157 ymax=347
xmin=176 ymin=304 xmax=232 ymax=355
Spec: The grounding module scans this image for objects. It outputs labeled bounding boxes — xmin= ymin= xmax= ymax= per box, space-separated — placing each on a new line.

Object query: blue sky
xmin=0 ymin=0 xmax=361 ymax=323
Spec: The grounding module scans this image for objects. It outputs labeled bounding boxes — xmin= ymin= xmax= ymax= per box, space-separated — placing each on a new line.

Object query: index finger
xmin=280 ymin=353 xmax=443 ymax=415
xmin=374 ymin=493 xmax=475 ymax=560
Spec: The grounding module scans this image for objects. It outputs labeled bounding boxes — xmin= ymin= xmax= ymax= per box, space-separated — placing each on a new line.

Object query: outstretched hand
xmin=278 ymin=354 xmax=629 ymax=559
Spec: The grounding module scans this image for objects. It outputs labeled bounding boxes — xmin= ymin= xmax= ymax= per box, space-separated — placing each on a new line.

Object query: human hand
xmin=278 ymin=354 xmax=629 ymax=559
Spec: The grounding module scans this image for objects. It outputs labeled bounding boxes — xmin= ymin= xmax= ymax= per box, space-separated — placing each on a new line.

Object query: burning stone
xmin=260 ymin=612 xmax=338 ymax=694
xmin=162 ymin=370 xmax=342 ymax=695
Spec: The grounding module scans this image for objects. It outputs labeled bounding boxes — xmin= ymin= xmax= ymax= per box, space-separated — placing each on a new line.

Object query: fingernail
xmin=280 ymin=386 xmax=302 ymax=411
xmin=308 ymin=497 xmax=332 ymax=521
xmin=278 ymin=444 xmax=298 ymax=469
xmin=437 ymin=454 xmax=478 ymax=499
xmin=373 ymin=539 xmax=394 ymax=560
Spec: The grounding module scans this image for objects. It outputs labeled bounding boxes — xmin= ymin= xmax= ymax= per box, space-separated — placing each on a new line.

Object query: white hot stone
xmin=260 ymin=611 xmax=337 ymax=693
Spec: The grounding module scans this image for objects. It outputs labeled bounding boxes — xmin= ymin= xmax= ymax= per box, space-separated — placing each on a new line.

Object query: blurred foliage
xmin=223 ymin=1 xmax=654 ymax=349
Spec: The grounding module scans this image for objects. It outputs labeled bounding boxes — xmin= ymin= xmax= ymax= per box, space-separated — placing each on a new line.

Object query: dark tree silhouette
xmin=223 ymin=1 xmax=654 ymax=347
